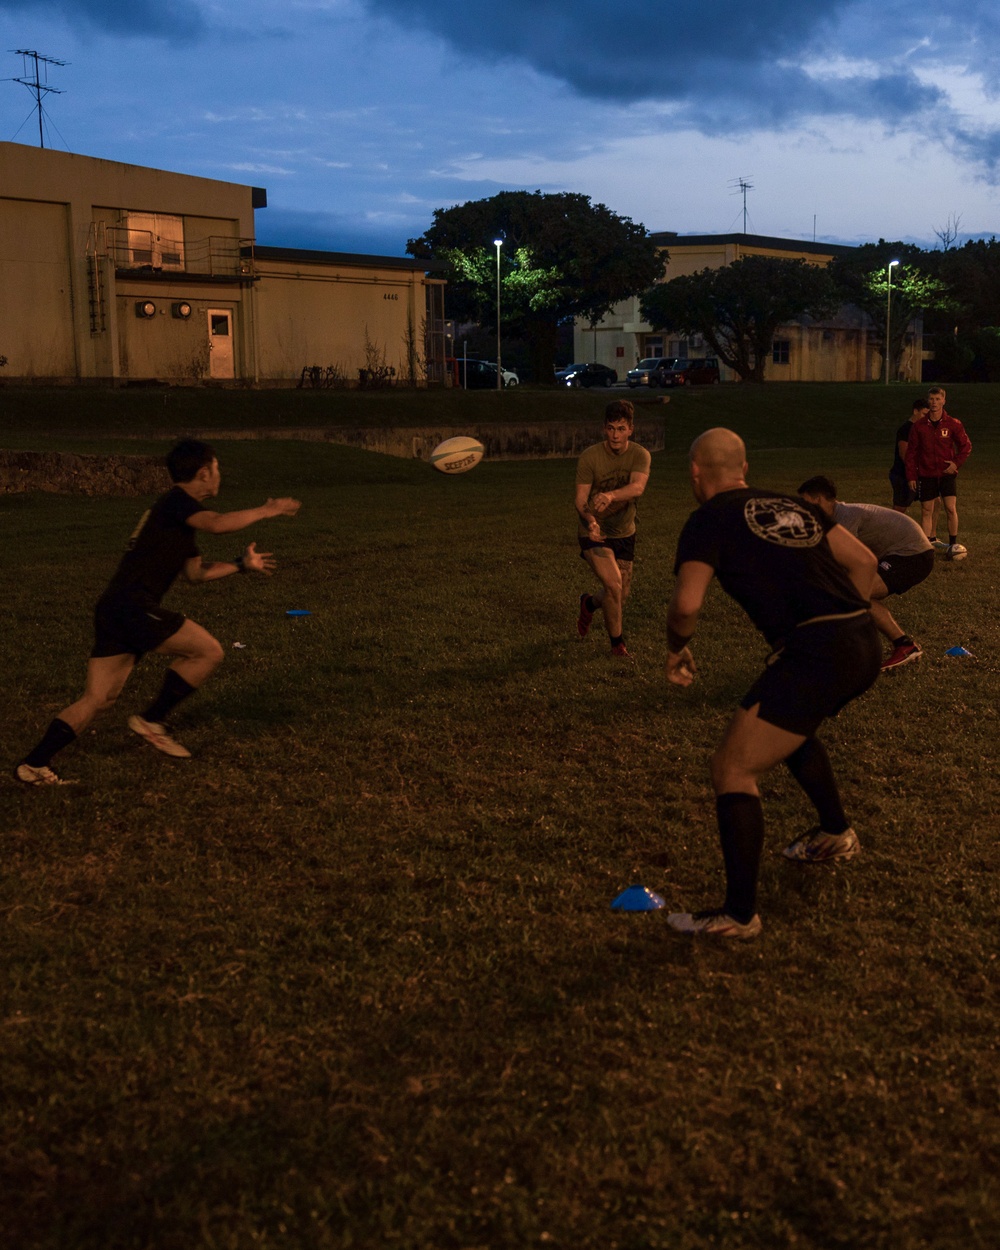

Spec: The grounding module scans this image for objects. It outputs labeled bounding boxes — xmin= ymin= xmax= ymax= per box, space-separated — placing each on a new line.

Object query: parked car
xmin=626 ymin=357 xmax=669 ymax=388
xmin=652 ymin=356 xmax=720 ymax=387
xmin=554 ymin=362 xmax=618 ymax=388
xmin=487 ymin=363 xmax=519 ymax=386
xmin=447 ymin=358 xmax=505 ymax=388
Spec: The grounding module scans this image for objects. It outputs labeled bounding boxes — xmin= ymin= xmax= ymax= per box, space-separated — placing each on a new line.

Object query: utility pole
xmin=7 ymin=49 xmax=67 ymax=148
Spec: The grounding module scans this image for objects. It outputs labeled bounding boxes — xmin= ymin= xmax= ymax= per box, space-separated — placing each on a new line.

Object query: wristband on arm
xmin=667 ymin=624 xmax=693 ymax=653
xmin=232 ymin=556 xmax=248 ymax=573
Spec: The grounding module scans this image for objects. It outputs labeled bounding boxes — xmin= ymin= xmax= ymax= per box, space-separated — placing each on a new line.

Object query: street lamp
xmin=884 ymin=259 xmax=899 ymax=385
xmin=494 ymin=238 xmax=503 ymax=391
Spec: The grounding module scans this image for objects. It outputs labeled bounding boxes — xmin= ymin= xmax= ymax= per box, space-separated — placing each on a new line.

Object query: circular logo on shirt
xmin=744 ymin=497 xmax=824 ymax=548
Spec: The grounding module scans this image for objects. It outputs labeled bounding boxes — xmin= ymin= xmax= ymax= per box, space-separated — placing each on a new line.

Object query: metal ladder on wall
xmin=85 ymin=221 xmax=106 ymax=333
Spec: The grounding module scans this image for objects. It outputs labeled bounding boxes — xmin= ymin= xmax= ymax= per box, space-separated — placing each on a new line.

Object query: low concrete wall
xmin=0 ymin=450 xmax=169 ymax=495
xmin=183 ymin=420 xmax=666 ymax=461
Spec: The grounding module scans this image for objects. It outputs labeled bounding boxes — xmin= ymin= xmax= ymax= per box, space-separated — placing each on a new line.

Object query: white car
xmin=488 ymin=363 xmax=519 ymax=386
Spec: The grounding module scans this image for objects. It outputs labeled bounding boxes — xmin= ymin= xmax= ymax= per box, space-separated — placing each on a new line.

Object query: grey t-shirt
xmin=833 ymin=501 xmax=932 ymax=558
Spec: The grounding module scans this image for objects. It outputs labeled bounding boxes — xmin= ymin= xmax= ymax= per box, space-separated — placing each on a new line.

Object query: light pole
xmin=494 ymin=238 xmax=503 ymax=391
xmin=884 ymin=259 xmax=899 ymax=385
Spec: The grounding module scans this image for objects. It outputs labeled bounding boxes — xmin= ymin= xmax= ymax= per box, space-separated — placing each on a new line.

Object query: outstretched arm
xmin=184 ymin=542 xmax=277 ymax=583
xmin=187 ymin=497 xmax=301 ymax=535
xmin=665 ymin=560 xmax=714 ymax=687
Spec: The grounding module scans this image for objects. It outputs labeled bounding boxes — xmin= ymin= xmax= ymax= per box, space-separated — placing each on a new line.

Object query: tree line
xmin=408 ymin=191 xmax=1000 ymax=383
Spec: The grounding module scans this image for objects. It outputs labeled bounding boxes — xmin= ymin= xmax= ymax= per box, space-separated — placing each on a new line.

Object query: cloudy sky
xmin=3 ymin=1 xmax=1000 ymax=256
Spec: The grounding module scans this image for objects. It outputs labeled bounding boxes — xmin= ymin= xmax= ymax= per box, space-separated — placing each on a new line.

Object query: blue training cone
xmin=611 ymin=885 xmax=666 ymax=912
xmin=285 ymin=609 xmax=312 ymax=617
xmin=945 ymin=645 xmax=974 ymax=658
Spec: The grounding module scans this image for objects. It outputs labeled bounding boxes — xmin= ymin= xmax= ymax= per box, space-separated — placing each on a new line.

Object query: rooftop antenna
xmin=7 ymin=49 xmax=67 ymax=148
xmin=727 ymin=176 xmax=754 ymax=234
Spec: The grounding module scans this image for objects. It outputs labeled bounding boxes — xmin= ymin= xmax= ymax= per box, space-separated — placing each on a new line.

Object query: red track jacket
xmin=904 ymin=413 xmax=972 ymax=480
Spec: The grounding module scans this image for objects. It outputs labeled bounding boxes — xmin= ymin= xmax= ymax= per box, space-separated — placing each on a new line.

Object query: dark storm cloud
xmin=0 ymin=0 xmax=207 ymax=40
xmin=361 ymin=1 xmax=984 ymax=137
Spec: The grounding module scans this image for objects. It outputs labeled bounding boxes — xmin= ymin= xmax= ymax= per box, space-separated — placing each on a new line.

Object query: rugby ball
xmin=430 ymin=436 xmax=485 ymax=474
xmin=948 ymin=544 xmax=968 ymax=561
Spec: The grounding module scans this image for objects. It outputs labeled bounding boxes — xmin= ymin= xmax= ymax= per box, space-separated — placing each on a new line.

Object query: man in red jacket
xmin=905 ymin=386 xmax=972 ymax=560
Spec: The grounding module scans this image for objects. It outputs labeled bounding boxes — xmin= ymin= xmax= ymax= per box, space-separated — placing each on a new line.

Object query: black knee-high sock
xmin=22 ymin=717 xmax=77 ymax=768
xmin=143 ymin=669 xmax=196 ymax=725
xmin=785 ymin=737 xmax=849 ymax=834
xmin=716 ymin=792 xmax=765 ymax=924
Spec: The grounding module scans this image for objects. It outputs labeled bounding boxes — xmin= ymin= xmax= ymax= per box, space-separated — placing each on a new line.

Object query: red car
xmin=652 ymin=357 xmax=720 ymax=386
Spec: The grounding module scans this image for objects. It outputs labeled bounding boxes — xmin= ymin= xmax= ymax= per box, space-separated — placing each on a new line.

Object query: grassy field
xmin=2 ymin=386 xmax=999 ymax=1249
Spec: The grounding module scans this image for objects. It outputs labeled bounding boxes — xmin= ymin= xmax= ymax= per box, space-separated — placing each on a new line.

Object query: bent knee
xmin=204 ymin=639 xmax=225 ymax=667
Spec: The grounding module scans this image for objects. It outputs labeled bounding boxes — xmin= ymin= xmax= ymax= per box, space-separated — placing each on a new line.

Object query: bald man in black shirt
xmin=663 ymin=428 xmax=881 ymax=939
xmin=16 ymin=440 xmax=300 ymax=785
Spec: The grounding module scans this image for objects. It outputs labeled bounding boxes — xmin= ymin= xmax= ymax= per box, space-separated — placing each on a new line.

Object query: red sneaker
xmin=881 ymin=641 xmax=922 ymax=672
xmin=577 ymin=593 xmax=594 ymax=639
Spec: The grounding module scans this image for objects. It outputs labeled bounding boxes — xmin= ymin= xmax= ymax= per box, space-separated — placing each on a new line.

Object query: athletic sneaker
xmin=667 ymin=909 xmax=763 ymax=940
xmin=782 ymin=826 xmax=860 ymax=864
xmin=14 ymin=762 xmax=75 ymax=786
xmin=127 ymin=715 xmax=191 ymax=759
xmin=946 ymin=543 xmax=968 ymax=561
xmin=610 ymin=642 xmax=632 ymax=659
xmin=881 ymin=641 xmax=922 ymax=672
xmin=577 ymin=593 xmax=594 ymax=639
xmin=932 ymin=538 xmax=950 ymax=552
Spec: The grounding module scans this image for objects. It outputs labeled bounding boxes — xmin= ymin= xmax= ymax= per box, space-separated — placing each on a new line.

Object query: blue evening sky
xmin=3 ymin=1 xmax=1000 ymax=255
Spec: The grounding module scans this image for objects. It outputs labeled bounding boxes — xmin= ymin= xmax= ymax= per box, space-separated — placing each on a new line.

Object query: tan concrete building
xmin=0 ymin=141 xmax=444 ymax=386
xmin=577 ymin=232 xmax=921 ymax=383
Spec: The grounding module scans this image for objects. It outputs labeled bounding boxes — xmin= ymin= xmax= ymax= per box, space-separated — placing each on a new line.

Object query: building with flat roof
xmin=0 ymin=142 xmax=445 ymax=386
xmin=575 ymin=231 xmax=920 ymax=384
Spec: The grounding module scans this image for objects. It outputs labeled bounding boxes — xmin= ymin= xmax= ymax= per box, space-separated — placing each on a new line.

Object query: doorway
xmin=207 ymin=309 xmax=235 ymax=379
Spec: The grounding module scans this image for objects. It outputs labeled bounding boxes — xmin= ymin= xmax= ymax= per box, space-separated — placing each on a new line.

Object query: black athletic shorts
xmin=877 ymin=549 xmax=934 ymax=597
xmin=91 ymin=594 xmax=186 ymax=660
xmin=888 ymin=470 xmax=914 ymax=509
xmin=740 ymin=614 xmax=881 ymax=738
xmin=916 ymin=474 xmax=957 ymax=502
xmin=579 ymin=534 xmax=636 ymax=563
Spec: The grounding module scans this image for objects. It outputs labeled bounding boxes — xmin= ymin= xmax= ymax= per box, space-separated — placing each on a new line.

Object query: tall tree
xmin=639 ymin=255 xmax=837 ymax=382
xmin=933 ymin=237 xmax=1000 ymax=332
xmin=407 ymin=191 xmax=663 ymax=381
xmin=828 ymin=241 xmax=954 ymax=382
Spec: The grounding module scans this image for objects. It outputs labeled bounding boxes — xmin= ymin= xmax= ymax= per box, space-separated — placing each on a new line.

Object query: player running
xmin=664 ymin=429 xmax=881 ymax=940
xmin=798 ymin=476 xmax=933 ymax=672
xmin=574 ymin=400 xmax=651 ymax=658
xmin=15 ymin=440 xmax=300 ymax=785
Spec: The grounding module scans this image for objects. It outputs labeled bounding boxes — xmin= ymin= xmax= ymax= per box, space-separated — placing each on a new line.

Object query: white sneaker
xmin=128 ymin=715 xmax=191 ymax=759
xmin=932 ymin=538 xmax=950 ymax=552
xmin=666 ymin=909 xmax=762 ymax=939
xmin=782 ymin=826 xmax=860 ymax=863
xmin=15 ymin=762 xmax=76 ymax=786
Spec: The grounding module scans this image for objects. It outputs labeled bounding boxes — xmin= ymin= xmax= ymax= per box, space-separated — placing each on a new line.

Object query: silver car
xmin=626 ymin=357 xmax=666 ymax=388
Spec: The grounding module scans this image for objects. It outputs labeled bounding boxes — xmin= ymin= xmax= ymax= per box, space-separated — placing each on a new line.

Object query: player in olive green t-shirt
xmin=574 ymin=400 xmax=651 ymax=657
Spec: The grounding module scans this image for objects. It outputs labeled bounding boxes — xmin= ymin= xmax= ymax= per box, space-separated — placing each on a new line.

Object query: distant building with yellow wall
xmin=575 ymin=231 xmax=921 ymax=383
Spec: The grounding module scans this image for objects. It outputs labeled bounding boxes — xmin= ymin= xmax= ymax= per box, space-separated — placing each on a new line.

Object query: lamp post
xmin=493 ymin=238 xmax=503 ymax=391
xmin=884 ymin=259 xmax=899 ymax=385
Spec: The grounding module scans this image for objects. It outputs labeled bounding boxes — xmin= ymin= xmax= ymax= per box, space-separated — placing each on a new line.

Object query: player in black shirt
xmin=889 ymin=396 xmax=928 ymax=512
xmin=15 ymin=440 xmax=300 ymax=785
xmin=663 ymin=428 xmax=881 ymax=939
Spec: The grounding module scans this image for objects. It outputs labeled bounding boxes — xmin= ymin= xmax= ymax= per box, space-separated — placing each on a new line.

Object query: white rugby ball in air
xmin=430 ymin=436 xmax=485 ymax=474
